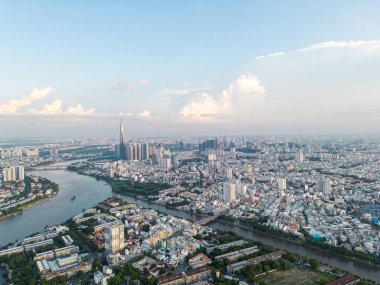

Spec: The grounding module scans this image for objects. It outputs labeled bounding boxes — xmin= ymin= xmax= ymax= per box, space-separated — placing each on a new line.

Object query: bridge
xmin=195 ymin=214 xmax=221 ymax=225
xmin=26 ymin=166 xmax=68 ymax=171
xmin=195 ymin=210 xmax=229 ymax=225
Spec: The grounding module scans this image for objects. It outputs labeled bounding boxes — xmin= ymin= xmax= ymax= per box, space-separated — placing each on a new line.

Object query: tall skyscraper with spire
xmin=117 ymin=119 xmax=127 ymax=160
xmin=119 ymin=119 xmax=125 ymax=145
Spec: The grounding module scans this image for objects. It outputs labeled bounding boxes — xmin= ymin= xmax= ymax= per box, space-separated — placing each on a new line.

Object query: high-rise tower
xmin=119 ymin=119 xmax=125 ymax=145
xmin=117 ymin=119 xmax=127 ymax=160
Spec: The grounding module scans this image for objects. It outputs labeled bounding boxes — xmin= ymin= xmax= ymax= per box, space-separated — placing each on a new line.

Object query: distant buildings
xmin=0 ymin=148 xmax=39 ymax=159
xmin=198 ymin=139 xmax=218 ymax=152
xmin=104 ymin=221 xmax=125 ymax=254
xmin=295 ymin=150 xmax=304 ymax=162
xmin=2 ymin=166 xmax=25 ymax=182
xmin=126 ymin=143 xmax=150 ymax=160
xmin=116 ymin=120 xmax=151 ymax=161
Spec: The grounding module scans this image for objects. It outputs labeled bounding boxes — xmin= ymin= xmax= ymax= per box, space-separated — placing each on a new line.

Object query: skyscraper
xmin=15 ymin=166 xmax=24 ymax=181
xmin=319 ymin=179 xmax=331 ymax=195
xmin=2 ymin=167 xmax=15 ymax=182
xmin=104 ymin=221 xmax=125 ymax=254
xmin=226 ymin=168 xmax=233 ymax=180
xmin=2 ymin=166 xmax=24 ymax=182
xmin=117 ymin=120 xmax=127 ymax=160
xmin=223 ymin=182 xmax=236 ymax=203
xmin=295 ymin=150 xmax=304 ymax=162
xmin=142 ymin=143 xmax=150 ymax=160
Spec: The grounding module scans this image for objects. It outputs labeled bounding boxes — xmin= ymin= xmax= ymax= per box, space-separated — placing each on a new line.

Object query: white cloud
xmin=1 ymin=87 xmax=98 ymax=117
xmin=157 ymin=85 xmax=190 ymax=97
xmin=236 ymin=39 xmax=380 ymax=133
xmin=179 ymin=74 xmax=265 ymax=120
xmin=66 ymin=104 xmax=96 ymax=116
xmin=139 ymin=79 xmax=149 ymax=85
xmin=29 ymin=100 xmax=96 ymax=116
xmin=0 ymin=87 xmax=53 ymax=115
xmin=119 ymin=112 xmax=133 ymax=117
xmin=29 ymin=99 xmax=63 ymax=115
xmin=139 ymin=110 xmax=150 ymax=117
xmin=255 ymin=40 xmax=380 ymax=59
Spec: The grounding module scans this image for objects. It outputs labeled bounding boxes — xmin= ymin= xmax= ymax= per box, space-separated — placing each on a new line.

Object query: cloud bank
xmin=179 ymin=74 xmax=265 ymax=120
xmin=255 ymin=40 xmax=380 ymax=59
xmin=139 ymin=110 xmax=150 ymax=117
xmin=1 ymin=87 xmax=97 ymax=117
xmin=0 ymin=87 xmax=53 ymax=115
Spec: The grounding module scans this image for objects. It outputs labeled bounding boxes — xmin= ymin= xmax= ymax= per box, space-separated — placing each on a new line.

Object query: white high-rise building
xmin=3 ymin=167 xmax=15 ymax=182
xmin=2 ymin=166 xmax=24 ymax=182
xmin=319 ymin=179 xmax=331 ymax=195
xmin=104 ymin=222 xmax=125 ymax=254
xmin=277 ymin=178 xmax=287 ymax=190
xmin=295 ymin=150 xmax=304 ymax=162
xmin=226 ymin=168 xmax=233 ymax=180
xmin=235 ymin=182 xmax=247 ymax=196
xmin=223 ymin=182 xmax=236 ymax=203
xmin=159 ymin=158 xmax=171 ymax=169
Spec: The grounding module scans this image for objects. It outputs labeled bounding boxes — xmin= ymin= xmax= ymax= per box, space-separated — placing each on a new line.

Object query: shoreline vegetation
xmin=66 ymin=164 xmax=380 ymax=270
xmin=0 ymin=197 xmax=52 ymax=221
xmin=217 ymin=217 xmax=380 ymax=270
xmin=0 ymin=176 xmax=59 ymax=220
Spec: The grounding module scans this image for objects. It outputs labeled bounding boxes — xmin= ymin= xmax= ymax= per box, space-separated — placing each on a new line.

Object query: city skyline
xmin=2 ymin=1 xmax=380 ymax=138
xmin=2 ymin=2 xmax=380 ymax=283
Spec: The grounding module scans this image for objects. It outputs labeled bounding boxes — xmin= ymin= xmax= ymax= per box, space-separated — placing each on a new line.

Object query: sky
xmin=1 ymin=0 xmax=380 ymax=138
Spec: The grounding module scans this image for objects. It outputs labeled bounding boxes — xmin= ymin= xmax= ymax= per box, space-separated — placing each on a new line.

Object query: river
xmin=0 ymin=162 xmax=379 ymax=282
xmin=0 ymin=160 xmax=112 ymax=245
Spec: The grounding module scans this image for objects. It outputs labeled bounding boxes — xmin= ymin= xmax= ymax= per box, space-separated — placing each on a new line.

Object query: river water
xmin=0 ymin=162 xmax=379 ymax=282
xmin=0 ymin=160 xmax=112 ymax=245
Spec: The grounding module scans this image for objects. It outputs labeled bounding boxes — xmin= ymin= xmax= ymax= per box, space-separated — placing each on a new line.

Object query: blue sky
xmin=1 ymin=1 xmax=380 ymax=138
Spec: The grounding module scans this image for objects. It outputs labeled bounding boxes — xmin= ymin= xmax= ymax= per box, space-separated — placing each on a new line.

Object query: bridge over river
xmin=195 ymin=214 xmax=222 ymax=225
xmin=26 ymin=166 xmax=68 ymax=171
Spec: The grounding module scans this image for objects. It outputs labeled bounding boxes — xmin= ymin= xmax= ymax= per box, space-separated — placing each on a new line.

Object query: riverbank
xmin=217 ymin=218 xmax=380 ymax=271
xmin=0 ymin=176 xmax=59 ymax=221
xmin=0 ymin=197 xmax=52 ymax=221
xmin=0 ymin=195 xmax=56 ymax=221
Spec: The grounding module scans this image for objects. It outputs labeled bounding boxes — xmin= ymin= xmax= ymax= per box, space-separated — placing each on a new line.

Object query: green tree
xmin=309 ymin=258 xmax=321 ymax=270
xmin=92 ymin=259 xmax=102 ymax=271
xmin=142 ymin=224 xmax=150 ymax=232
